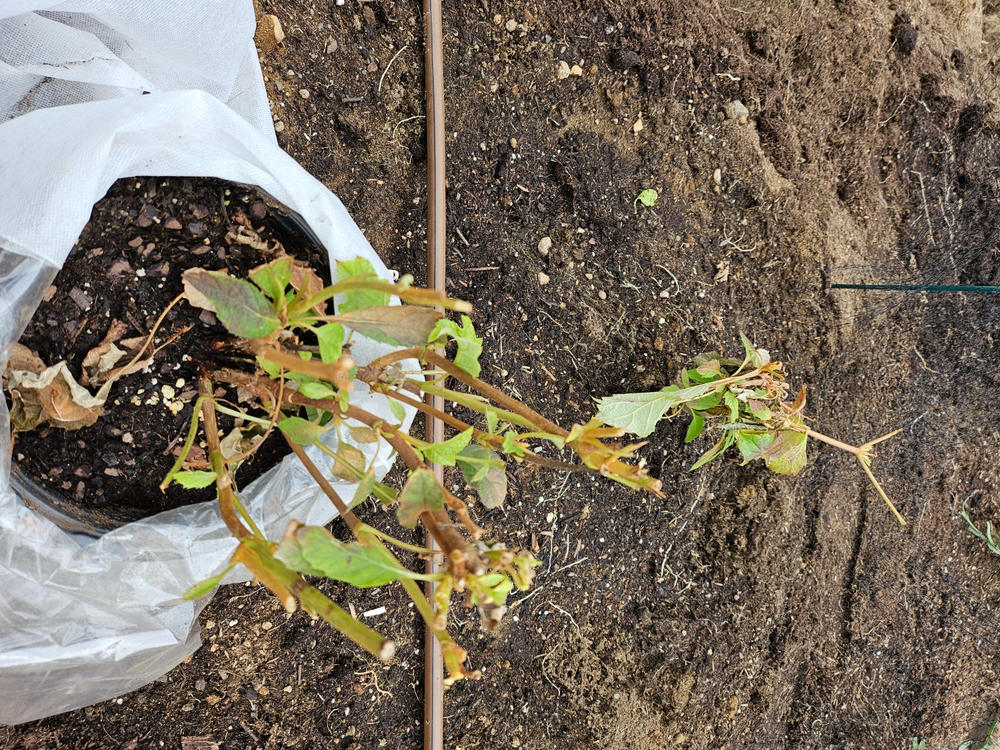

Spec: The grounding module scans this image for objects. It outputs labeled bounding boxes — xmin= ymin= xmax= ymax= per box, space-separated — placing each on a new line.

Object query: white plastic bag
xmin=0 ymin=4 xmax=412 ymax=725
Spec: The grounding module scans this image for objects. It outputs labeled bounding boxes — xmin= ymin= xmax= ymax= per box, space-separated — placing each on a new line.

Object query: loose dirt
xmin=5 ymin=0 xmax=1000 ymax=748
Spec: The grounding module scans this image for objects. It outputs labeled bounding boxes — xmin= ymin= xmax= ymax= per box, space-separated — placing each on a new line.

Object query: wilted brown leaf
xmin=289 ymin=258 xmax=328 ymax=316
xmin=81 ymin=319 xmax=129 ymax=386
xmin=336 ymin=305 xmax=443 ymax=346
xmin=4 ymin=342 xmax=150 ymax=433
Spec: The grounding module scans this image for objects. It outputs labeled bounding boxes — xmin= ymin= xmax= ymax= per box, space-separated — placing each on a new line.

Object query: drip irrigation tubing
xmin=422 ymin=0 xmax=446 ymax=748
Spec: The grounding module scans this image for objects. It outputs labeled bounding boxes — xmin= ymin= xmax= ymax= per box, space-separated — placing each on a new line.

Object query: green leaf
xmin=470 ymin=572 xmax=513 ymax=606
xmin=747 ymin=400 xmax=772 ymax=421
xmin=594 ymin=391 xmax=673 ymax=438
xmin=735 ymin=430 xmax=776 ymax=465
xmin=336 ymin=257 xmax=391 ymax=313
xmin=458 ymin=444 xmax=508 ymax=509
xmin=484 ymin=406 xmax=499 ymax=434
xmin=396 ymin=468 xmax=445 ymax=528
xmin=257 ymin=354 xmax=281 ymax=378
xmin=182 ymin=563 xmax=235 ymax=600
xmin=172 ymin=470 xmax=219 ymax=489
xmin=692 ymin=359 xmax=723 ymax=381
xmin=690 ymin=431 xmax=735 ymax=471
xmin=636 ymin=188 xmax=658 ymax=207
xmin=428 ymin=315 xmax=483 ymax=377
xmin=690 ymin=391 xmax=724 ymax=411
xmin=296 ymin=381 xmax=337 ymax=400
xmin=724 ymin=391 xmax=740 ymax=421
xmin=181 ymin=268 xmax=280 ymax=339
xmin=250 ymin=257 xmax=292 ymax=301
xmin=387 ymin=398 xmax=407 ymax=424
xmin=314 ymin=323 xmax=345 ymax=364
xmin=347 ymin=472 xmax=376 ymax=510
xmin=277 ymin=416 xmax=327 ymax=445
xmin=423 ymin=427 xmax=474 ymax=466
xmin=275 ymin=526 xmax=414 ymax=587
xmin=761 ymin=429 xmax=807 ymax=474
xmin=684 ymin=412 xmax=705 ymax=443
xmin=595 ymin=382 xmax=718 ymax=438
xmin=501 ymin=431 xmax=527 ymax=457
xmin=337 ymin=305 xmax=443 ymax=346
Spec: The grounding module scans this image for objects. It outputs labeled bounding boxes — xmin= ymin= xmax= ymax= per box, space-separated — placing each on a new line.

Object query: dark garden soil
xmin=5 ymin=0 xmax=1000 ymax=748
xmin=11 ymin=177 xmax=328 ymax=528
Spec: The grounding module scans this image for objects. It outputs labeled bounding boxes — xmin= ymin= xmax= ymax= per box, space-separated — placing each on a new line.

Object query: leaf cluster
xmin=596 ymin=334 xmax=807 ymax=474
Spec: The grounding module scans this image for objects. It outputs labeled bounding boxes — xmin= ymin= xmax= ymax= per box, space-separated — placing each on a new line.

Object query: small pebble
xmin=538 ymin=272 xmax=551 ymax=285
xmin=505 ymin=18 xmax=517 ymax=32
xmin=274 ymin=121 xmax=285 ymax=133
xmin=122 ymin=432 xmax=133 ymax=444
xmin=537 ymin=236 xmax=552 ymax=256
xmin=569 ymin=64 xmax=584 ymax=76
xmin=299 ymin=88 xmax=310 ymax=99
xmin=194 ymin=678 xmax=206 ymax=692
xmin=164 ymin=217 xmax=182 ymax=230
xmin=556 ymin=60 xmax=571 ymax=79
xmin=598 ymin=290 xmax=607 ymax=300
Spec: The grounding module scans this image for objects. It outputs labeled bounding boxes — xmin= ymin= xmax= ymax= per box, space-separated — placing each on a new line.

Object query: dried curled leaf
xmin=80 ymin=319 xmax=129 ymax=386
xmin=4 ymin=342 xmax=150 ymax=432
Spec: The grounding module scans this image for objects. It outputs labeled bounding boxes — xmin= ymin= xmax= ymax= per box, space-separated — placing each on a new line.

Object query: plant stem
xmin=856 ymin=456 xmax=906 ymax=526
xmin=364 ymin=347 xmax=568 ymax=437
xmin=256 ymin=344 xmax=354 ymax=384
xmin=160 ymin=395 xmax=205 ymax=490
xmin=285 ymin=439 xmax=454 ymax=655
xmin=358 ymin=524 xmax=440 ymax=556
xmin=199 ymin=378 xmax=251 ymax=540
xmin=379 ymin=386 xmax=600 ymax=476
xmin=421 ymin=349 xmax=568 ymax=437
xmin=286 ymin=438 xmax=361 ymax=531
xmin=278 ymin=387 xmax=472 ymax=558
xmin=803 ymin=428 xmax=865 ymax=456
xmin=413 ymin=379 xmax=537 ymax=430
xmin=297 ymin=585 xmax=395 ymax=661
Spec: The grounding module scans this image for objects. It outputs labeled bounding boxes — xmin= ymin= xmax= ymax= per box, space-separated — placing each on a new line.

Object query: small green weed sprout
xmin=961 ymin=492 xmax=1000 ymax=559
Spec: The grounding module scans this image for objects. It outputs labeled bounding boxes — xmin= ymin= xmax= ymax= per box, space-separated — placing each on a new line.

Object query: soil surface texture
xmin=6 ymin=0 xmax=1000 ymax=748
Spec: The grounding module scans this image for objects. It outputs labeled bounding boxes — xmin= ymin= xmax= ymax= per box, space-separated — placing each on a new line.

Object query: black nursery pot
xmin=7 ymin=176 xmax=330 ymax=536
